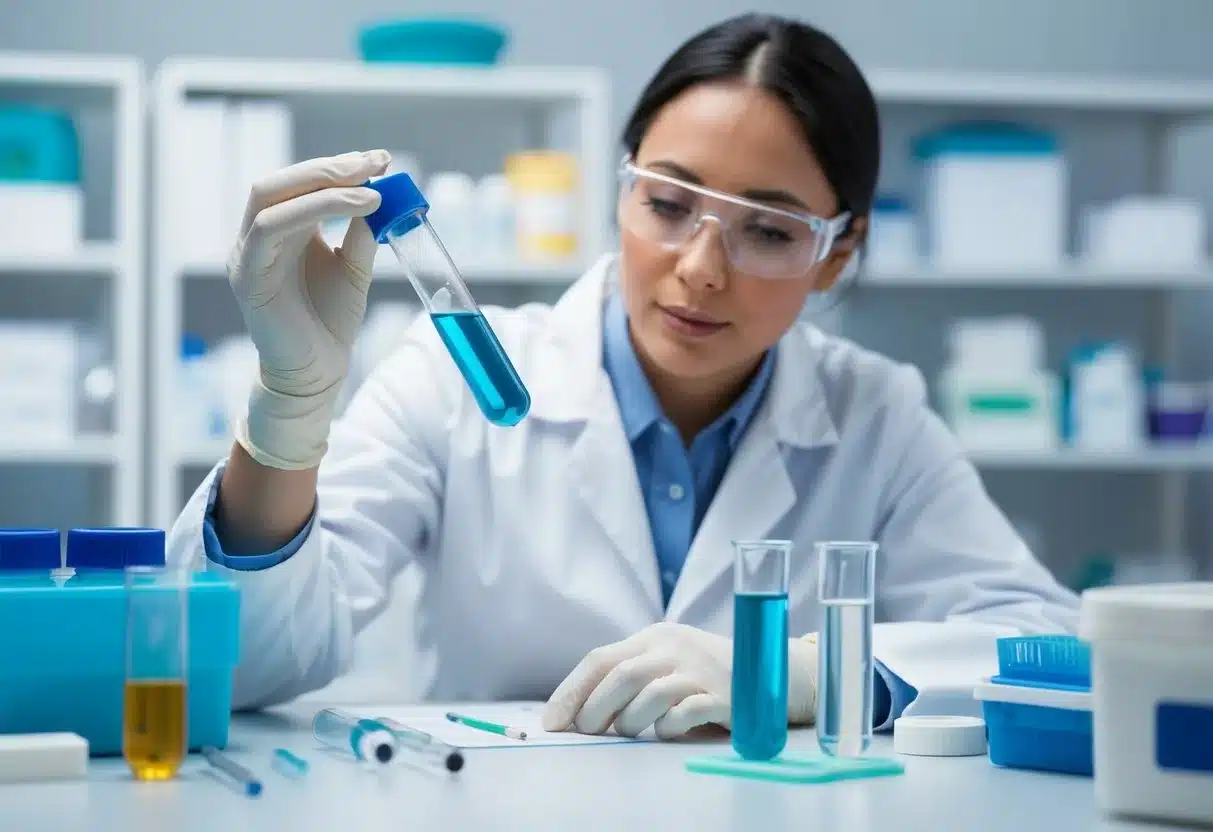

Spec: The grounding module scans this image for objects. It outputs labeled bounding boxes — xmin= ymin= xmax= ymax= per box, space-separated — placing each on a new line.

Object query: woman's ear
xmin=811 ymin=216 xmax=868 ymax=293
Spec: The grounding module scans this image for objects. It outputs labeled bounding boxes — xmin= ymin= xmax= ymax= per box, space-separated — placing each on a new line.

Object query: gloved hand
xmin=229 ymin=149 xmax=391 ymax=470
xmin=541 ymin=622 xmax=819 ymax=739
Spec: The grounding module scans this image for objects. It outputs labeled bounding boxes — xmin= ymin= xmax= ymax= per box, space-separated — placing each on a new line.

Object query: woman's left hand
xmin=541 ymin=622 xmax=819 ymax=739
xmin=541 ymin=622 xmax=734 ymax=738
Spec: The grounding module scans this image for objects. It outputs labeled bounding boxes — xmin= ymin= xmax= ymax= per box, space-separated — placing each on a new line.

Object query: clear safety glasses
xmin=617 ymin=156 xmax=851 ymax=280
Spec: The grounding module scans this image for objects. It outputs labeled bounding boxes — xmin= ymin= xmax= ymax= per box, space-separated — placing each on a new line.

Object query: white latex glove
xmin=541 ymin=622 xmax=819 ymax=739
xmin=228 ymin=149 xmax=391 ymax=470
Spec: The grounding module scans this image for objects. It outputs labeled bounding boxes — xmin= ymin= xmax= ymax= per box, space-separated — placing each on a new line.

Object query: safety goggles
xmin=616 ymin=156 xmax=851 ymax=280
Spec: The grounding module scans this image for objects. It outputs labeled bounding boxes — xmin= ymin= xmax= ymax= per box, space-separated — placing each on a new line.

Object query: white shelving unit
xmin=150 ymin=57 xmax=612 ymax=530
xmin=862 ymin=70 xmax=1213 ymax=553
xmin=0 ymin=53 xmax=144 ymax=526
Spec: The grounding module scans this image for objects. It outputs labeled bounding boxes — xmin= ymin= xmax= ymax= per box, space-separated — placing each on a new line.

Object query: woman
xmin=168 ymin=13 xmax=1079 ymax=738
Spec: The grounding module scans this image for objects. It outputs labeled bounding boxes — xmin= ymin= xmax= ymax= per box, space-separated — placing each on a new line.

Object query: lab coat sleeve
xmin=868 ymin=364 xmax=1082 ymax=725
xmin=165 ymin=329 xmax=450 ymax=711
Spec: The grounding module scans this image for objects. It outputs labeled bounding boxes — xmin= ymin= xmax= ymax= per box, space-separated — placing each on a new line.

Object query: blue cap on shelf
xmin=364 ymin=173 xmax=430 ymax=243
xmin=66 ymin=527 xmax=166 ymax=569
xmin=0 ymin=528 xmax=61 ymax=570
xmin=181 ymin=334 xmax=207 ymax=360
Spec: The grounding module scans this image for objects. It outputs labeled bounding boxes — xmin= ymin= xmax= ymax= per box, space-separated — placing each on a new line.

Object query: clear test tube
xmin=815 ymin=541 xmax=878 ymax=757
xmin=364 ymin=172 xmax=531 ymax=427
xmin=312 ymin=708 xmax=397 ymax=764
xmin=730 ymin=539 xmax=792 ymax=761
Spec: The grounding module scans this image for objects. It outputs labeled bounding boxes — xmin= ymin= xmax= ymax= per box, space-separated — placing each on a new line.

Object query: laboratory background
xmin=2 ymin=0 xmax=1213 ymax=706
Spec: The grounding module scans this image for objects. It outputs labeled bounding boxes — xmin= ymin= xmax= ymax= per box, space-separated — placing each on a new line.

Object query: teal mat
xmin=685 ymin=752 xmax=905 ymax=783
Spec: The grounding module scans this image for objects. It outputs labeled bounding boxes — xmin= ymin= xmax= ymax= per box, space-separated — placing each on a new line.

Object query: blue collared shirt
xmin=600 ymin=292 xmax=773 ymax=607
xmin=200 ymin=290 xmax=900 ymax=728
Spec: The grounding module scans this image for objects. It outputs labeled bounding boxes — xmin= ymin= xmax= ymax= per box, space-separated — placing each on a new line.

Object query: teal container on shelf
xmin=0 ymin=528 xmax=241 ymax=756
xmin=357 ymin=18 xmax=509 ymax=65
xmin=0 ymin=105 xmax=80 ymax=182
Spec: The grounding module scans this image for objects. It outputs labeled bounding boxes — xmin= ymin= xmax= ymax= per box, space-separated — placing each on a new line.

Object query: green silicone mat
xmin=685 ymin=752 xmax=905 ymax=783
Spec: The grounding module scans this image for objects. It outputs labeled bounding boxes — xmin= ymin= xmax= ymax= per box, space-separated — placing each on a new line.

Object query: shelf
xmin=0 ymin=243 xmax=125 ymax=277
xmin=864 ymin=263 xmax=1213 ymax=289
xmin=181 ymin=255 xmax=588 ymax=286
xmin=156 ymin=58 xmax=606 ymax=103
xmin=0 ymin=437 xmax=120 ymax=465
xmin=177 ymin=439 xmax=232 ymax=468
xmin=968 ymin=443 xmax=1213 ymax=471
xmin=867 ymin=69 xmax=1213 ymax=115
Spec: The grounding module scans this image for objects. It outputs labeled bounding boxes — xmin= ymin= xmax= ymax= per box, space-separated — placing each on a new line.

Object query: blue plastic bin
xmin=974 ymin=634 xmax=1094 ymax=776
xmin=0 ymin=565 xmax=240 ymax=756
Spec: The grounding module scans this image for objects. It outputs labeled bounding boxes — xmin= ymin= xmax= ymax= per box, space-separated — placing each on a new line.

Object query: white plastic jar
xmin=1079 ymin=582 xmax=1213 ymax=827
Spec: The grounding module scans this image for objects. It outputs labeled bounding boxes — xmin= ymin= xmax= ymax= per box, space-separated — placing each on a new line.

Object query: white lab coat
xmin=167 ymin=254 xmax=1080 ymax=718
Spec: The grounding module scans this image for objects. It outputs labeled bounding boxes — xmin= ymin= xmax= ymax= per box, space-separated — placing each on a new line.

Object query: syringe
xmin=312 ymin=708 xmax=397 ymax=764
xmin=376 ymin=716 xmax=465 ymax=772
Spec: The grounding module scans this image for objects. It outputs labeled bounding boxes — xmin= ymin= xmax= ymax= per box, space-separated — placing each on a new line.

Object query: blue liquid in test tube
xmin=364 ymin=173 xmax=531 ymax=427
xmin=815 ymin=541 xmax=878 ymax=758
xmin=730 ymin=539 xmax=791 ymax=761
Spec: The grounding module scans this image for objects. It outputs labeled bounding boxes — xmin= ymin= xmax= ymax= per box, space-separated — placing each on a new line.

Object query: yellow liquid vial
xmin=123 ymin=679 xmax=187 ymax=780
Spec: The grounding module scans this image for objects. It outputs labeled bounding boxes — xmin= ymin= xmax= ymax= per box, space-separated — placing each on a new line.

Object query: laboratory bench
xmin=0 ymin=702 xmax=1181 ymax=831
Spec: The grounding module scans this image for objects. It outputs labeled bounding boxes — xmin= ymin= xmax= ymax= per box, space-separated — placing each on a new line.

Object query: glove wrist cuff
xmin=235 ymin=378 xmax=341 ymax=471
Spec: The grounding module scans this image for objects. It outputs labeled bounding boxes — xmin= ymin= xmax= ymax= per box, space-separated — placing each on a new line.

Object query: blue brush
xmin=994 ymin=635 xmax=1090 ymax=689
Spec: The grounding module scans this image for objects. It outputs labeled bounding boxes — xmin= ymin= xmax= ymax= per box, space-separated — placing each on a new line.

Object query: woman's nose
xmin=674 ymin=215 xmax=729 ymax=290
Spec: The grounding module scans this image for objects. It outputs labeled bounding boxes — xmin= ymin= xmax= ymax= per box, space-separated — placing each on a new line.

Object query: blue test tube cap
xmin=0 ymin=528 xmax=61 ymax=570
xmin=363 ymin=173 xmax=430 ymax=243
xmin=65 ymin=527 xmax=166 ymax=569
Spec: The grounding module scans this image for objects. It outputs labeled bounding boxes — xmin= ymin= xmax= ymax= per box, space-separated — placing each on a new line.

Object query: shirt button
xmin=662 ymin=570 xmax=678 ymax=586
xmin=668 ymin=483 xmax=685 ymax=501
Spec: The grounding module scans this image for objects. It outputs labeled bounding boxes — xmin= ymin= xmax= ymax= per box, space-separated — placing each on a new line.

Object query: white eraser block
xmin=0 ymin=733 xmax=88 ymax=783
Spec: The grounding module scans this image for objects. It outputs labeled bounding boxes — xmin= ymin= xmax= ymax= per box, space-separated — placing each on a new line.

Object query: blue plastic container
xmin=974 ymin=635 xmax=1093 ymax=776
xmin=0 ymin=529 xmax=240 ymax=756
xmin=0 ymin=105 xmax=80 ymax=182
xmin=357 ymin=18 xmax=508 ymax=65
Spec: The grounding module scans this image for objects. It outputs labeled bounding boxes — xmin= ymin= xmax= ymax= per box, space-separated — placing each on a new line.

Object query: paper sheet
xmin=365 ymin=703 xmax=657 ymax=749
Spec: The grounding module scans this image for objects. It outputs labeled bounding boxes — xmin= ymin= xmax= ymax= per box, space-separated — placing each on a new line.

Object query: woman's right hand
xmin=228 ymin=149 xmax=391 ymax=471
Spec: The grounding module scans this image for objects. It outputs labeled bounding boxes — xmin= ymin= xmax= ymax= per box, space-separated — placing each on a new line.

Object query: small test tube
xmin=730 ymin=539 xmax=792 ymax=762
xmin=364 ymin=173 xmax=532 ymax=428
xmin=815 ymin=541 xmax=878 ymax=758
xmin=271 ymin=748 xmax=309 ymax=778
xmin=201 ymin=747 xmax=262 ymax=797
xmin=312 ymin=708 xmax=397 ymax=764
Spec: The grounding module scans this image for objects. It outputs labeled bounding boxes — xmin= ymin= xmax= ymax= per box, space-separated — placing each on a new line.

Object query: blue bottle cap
xmin=363 ymin=173 xmax=430 ymax=243
xmin=66 ymin=527 xmax=166 ymax=569
xmin=0 ymin=528 xmax=61 ymax=570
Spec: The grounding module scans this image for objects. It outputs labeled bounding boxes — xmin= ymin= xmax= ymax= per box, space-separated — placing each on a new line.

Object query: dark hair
xmin=621 ymin=14 xmax=881 ymax=227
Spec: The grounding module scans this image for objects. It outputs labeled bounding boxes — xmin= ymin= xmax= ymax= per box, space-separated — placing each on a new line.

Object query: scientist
xmin=168 ymin=13 xmax=1080 ymax=738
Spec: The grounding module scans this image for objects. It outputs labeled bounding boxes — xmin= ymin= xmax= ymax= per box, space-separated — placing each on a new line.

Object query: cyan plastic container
xmin=0 ymin=528 xmax=240 ymax=756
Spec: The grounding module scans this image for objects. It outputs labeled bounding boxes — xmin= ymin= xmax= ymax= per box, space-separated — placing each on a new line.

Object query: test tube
xmin=730 ymin=539 xmax=792 ymax=761
xmin=312 ymin=708 xmax=397 ymax=764
xmin=815 ymin=541 xmax=878 ymax=757
xmin=364 ymin=173 xmax=532 ymax=427
xmin=123 ymin=565 xmax=189 ymax=781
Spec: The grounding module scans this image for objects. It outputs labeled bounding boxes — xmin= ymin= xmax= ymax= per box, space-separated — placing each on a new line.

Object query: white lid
xmin=1080 ymin=582 xmax=1213 ymax=645
xmin=893 ymin=715 xmax=988 ymax=757
xmin=973 ymin=680 xmax=1091 ymax=712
